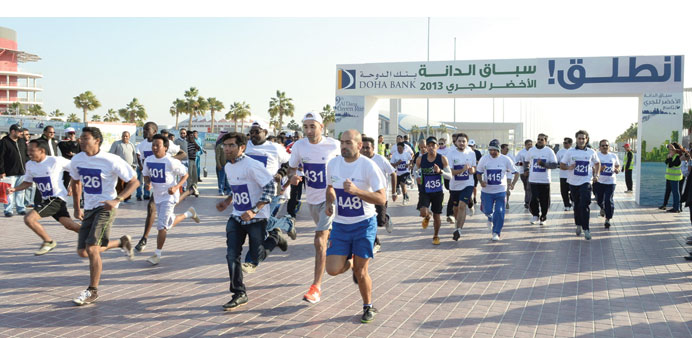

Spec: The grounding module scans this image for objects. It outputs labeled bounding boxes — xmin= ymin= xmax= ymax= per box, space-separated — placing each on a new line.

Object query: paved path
xmin=1 ymin=177 xmax=692 ymax=337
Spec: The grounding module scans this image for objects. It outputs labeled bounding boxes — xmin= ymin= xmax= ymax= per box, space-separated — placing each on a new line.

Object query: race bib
xmin=486 ymin=169 xmax=502 ymax=185
xmin=33 ymin=176 xmax=54 ymax=198
xmin=143 ymin=150 xmax=153 ymax=159
xmin=574 ymin=160 xmax=589 ymax=177
xmin=247 ymin=154 xmax=268 ymax=167
xmin=78 ymin=168 xmax=102 ymax=194
xmin=334 ymin=188 xmax=364 ymax=217
xmin=397 ymin=162 xmax=408 ymax=172
xmin=423 ymin=175 xmax=442 ymax=193
xmin=230 ymin=184 xmax=252 ymax=211
xmin=453 ymin=164 xmax=469 ymax=181
xmin=303 ymin=163 xmax=326 ymax=189
xmin=532 ymin=158 xmax=546 ymax=173
xmin=602 ymin=163 xmax=613 ymax=176
xmin=147 ymin=162 xmax=166 ymax=183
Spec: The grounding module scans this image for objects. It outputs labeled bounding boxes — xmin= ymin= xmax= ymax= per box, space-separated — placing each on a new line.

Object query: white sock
xmin=155 ymin=249 xmax=162 ymax=257
xmin=183 ymin=211 xmax=192 ymax=218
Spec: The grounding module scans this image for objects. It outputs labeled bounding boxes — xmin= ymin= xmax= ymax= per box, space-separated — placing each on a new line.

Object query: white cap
xmin=251 ymin=119 xmax=269 ymax=131
xmin=65 ymin=127 xmax=76 ymax=133
xmin=468 ymin=139 xmax=476 ymax=146
xmin=301 ymin=112 xmax=323 ymax=124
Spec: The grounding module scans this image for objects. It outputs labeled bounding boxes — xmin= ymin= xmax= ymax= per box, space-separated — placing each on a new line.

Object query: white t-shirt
xmin=446 ymin=147 xmax=477 ymax=191
xmin=597 ymin=152 xmax=620 ymax=185
xmin=390 ymin=150 xmax=412 ymax=175
xmin=136 ymin=139 xmax=181 ymax=165
xmin=69 ymin=151 xmax=136 ymax=210
xmin=526 ymin=146 xmax=558 ymax=184
xmin=327 ymin=156 xmax=386 ymax=224
xmin=288 ymin=137 xmax=341 ymax=205
xmin=24 ymin=156 xmax=72 ymax=201
xmin=437 ymin=146 xmax=451 ymax=158
xmin=556 ymin=148 xmax=571 ymax=179
xmin=369 ymin=153 xmax=395 ymax=192
xmin=476 ymin=154 xmax=518 ymax=194
xmin=142 ymin=154 xmax=187 ymax=204
xmin=246 ymin=140 xmax=290 ymax=175
xmin=561 ymin=147 xmax=600 ymax=186
xmin=225 ymin=156 xmax=274 ymax=219
xmin=516 ymin=148 xmax=530 ymax=174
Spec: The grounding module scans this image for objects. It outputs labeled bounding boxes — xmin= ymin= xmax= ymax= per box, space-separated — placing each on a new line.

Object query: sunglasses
xmin=537 ymin=138 xmax=546 ymax=141
xmin=600 ymin=145 xmax=609 ymax=147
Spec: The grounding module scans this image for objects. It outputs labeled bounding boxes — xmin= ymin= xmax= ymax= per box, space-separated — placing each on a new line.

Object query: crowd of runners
xmin=1 ymin=113 xmax=631 ymax=323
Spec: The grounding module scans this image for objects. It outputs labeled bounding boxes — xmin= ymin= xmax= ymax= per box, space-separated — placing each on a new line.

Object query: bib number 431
xmin=303 ymin=163 xmax=326 ymax=189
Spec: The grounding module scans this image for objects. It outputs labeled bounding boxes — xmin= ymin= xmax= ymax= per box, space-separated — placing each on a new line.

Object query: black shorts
xmin=473 ymin=174 xmax=479 ymax=187
xmin=418 ymin=191 xmax=444 ymax=214
xmin=34 ymin=197 xmax=70 ymax=221
xmin=450 ymin=186 xmax=474 ymax=207
xmin=396 ymin=173 xmax=410 ymax=186
xmin=78 ymin=207 xmax=116 ymax=250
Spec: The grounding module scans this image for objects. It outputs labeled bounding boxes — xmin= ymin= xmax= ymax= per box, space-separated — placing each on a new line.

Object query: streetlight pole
xmin=426 ymin=17 xmax=430 ymax=137
xmin=453 ymin=37 xmax=456 ymax=125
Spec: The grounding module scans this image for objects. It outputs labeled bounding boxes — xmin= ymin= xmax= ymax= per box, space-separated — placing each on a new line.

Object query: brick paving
xmin=1 ymin=176 xmax=692 ymax=337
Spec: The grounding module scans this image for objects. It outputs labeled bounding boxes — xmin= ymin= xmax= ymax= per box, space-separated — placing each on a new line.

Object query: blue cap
xmin=488 ymin=139 xmax=500 ymax=150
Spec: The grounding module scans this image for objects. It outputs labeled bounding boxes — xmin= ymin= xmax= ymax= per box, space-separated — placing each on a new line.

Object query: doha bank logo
xmin=337 ymin=69 xmax=356 ymax=89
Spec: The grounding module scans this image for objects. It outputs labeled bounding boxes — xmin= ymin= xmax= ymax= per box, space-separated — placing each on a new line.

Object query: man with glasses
xmin=560 ymin=130 xmax=600 ymax=240
xmin=39 ymin=126 xmax=59 ymax=157
xmin=525 ymin=134 xmax=558 ymax=226
xmin=594 ymin=140 xmax=620 ymax=229
xmin=58 ymin=127 xmax=81 ymax=191
xmin=556 ymin=138 xmax=573 ymax=210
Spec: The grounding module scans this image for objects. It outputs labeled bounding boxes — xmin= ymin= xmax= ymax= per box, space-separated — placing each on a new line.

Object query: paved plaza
xmin=1 ymin=177 xmax=692 ymax=337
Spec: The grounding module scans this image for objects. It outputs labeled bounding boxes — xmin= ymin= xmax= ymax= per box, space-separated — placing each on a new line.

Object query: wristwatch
xmin=251 ymin=206 xmax=261 ymax=214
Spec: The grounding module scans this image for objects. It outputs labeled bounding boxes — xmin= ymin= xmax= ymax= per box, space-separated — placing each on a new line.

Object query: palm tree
xmin=66 ymin=113 xmax=81 ymax=122
xmin=170 ymin=98 xmax=185 ymax=130
xmin=684 ymin=108 xmax=692 ymax=137
xmin=438 ymin=124 xmax=448 ymax=139
xmin=118 ymin=98 xmax=148 ymax=125
xmin=91 ymin=114 xmax=102 ymax=122
xmin=28 ymin=104 xmax=46 ymax=116
xmin=226 ymin=101 xmax=251 ymax=132
xmin=103 ymin=108 xmax=119 ymax=122
xmin=183 ymin=87 xmax=200 ymax=130
xmin=207 ymin=97 xmax=225 ymax=133
xmin=268 ymin=90 xmax=294 ymax=134
xmin=73 ymin=91 xmax=101 ymax=124
xmin=320 ymin=104 xmax=336 ymax=136
xmin=9 ymin=101 xmax=22 ymax=115
xmin=49 ymin=109 xmax=64 ymax=119
xmin=410 ymin=125 xmax=420 ymax=142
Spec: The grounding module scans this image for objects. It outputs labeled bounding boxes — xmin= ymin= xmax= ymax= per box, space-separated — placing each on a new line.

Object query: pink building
xmin=0 ymin=26 xmax=42 ymax=114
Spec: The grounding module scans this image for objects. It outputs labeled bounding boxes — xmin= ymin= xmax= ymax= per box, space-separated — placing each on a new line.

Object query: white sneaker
xmin=446 ymin=216 xmax=455 ymax=224
xmin=147 ymin=254 xmax=160 ymax=265
xmin=491 ymin=233 xmax=500 ymax=241
xmin=373 ymin=243 xmax=381 ymax=253
xmin=241 ymin=262 xmax=257 ymax=274
xmin=564 ymin=206 xmax=570 ymax=211
xmin=385 ymin=216 xmax=393 ymax=233
xmin=487 ymin=219 xmax=493 ymax=232
xmin=530 ymin=216 xmax=539 ymax=224
xmin=539 ymin=219 xmax=547 ymax=226
xmin=188 ymin=207 xmax=200 ymax=223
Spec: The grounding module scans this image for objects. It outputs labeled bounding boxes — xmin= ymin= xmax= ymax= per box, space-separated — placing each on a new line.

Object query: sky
xmin=2 ymin=14 xmax=690 ymax=143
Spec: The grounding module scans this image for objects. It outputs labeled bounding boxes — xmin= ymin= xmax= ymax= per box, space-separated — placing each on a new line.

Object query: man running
xmin=500 ymin=144 xmax=514 ymax=209
xmin=446 ymin=133 xmax=477 ymax=241
xmin=475 ymin=139 xmax=519 ymax=241
xmin=437 ymin=138 xmax=456 ymax=224
xmin=390 ymin=142 xmax=412 ymax=205
xmin=556 ymin=137 xmax=573 ymax=210
xmin=525 ymin=133 xmax=558 ymax=225
xmin=361 ymin=136 xmax=396 ymax=253
xmin=560 ymin=130 xmax=600 ymax=240
xmin=325 ymin=130 xmax=386 ymax=323
xmin=288 ymin=112 xmax=340 ymax=304
xmin=594 ymin=139 xmax=620 ymax=229
xmin=7 ymin=139 xmax=81 ymax=255
xmin=414 ymin=136 xmax=452 ymax=245
xmin=623 ymin=143 xmax=634 ymax=193
xmin=69 ymin=127 xmax=139 ymax=306
xmin=134 ymin=122 xmax=187 ymax=253
xmin=516 ymin=139 xmax=533 ymax=209
xmin=141 ymin=134 xmax=200 ymax=265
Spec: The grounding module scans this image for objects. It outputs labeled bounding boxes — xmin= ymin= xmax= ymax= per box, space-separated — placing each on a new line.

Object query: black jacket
xmin=0 ymin=135 xmax=27 ymax=176
xmin=39 ymin=135 xmax=59 ymax=156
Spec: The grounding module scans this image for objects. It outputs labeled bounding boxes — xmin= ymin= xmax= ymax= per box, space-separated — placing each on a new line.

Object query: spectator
xmin=38 ymin=125 xmax=59 ymax=157
xmin=109 ymin=131 xmax=138 ymax=202
xmin=0 ymin=124 xmax=28 ymax=216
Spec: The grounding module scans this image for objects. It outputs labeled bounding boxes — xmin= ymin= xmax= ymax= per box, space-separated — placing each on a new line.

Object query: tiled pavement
xmin=1 ymin=177 xmax=692 ymax=337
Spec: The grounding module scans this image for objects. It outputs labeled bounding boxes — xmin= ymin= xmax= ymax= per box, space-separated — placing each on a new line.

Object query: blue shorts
xmin=450 ymin=186 xmax=474 ymax=206
xmin=326 ymin=216 xmax=377 ymax=259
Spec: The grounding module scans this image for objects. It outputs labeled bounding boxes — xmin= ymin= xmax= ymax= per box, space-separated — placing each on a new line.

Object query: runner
xmin=69 ymin=126 xmax=139 ymax=306
xmin=446 ymin=133 xmax=477 ymax=241
xmin=500 ymin=144 xmax=514 ymax=209
xmin=556 ymin=137 xmax=574 ymax=210
xmin=468 ymin=139 xmax=482 ymax=209
xmin=288 ymin=112 xmax=340 ymax=304
xmin=594 ymin=139 xmax=620 ymax=229
xmin=324 ymin=130 xmax=386 ymax=323
xmin=360 ymin=136 xmax=396 ymax=253
xmin=413 ymin=136 xmax=452 ymax=245
xmin=217 ymin=132 xmax=284 ymax=311
xmin=134 ymin=121 xmax=188 ymax=253
xmin=560 ymin=130 xmax=600 ymax=240
xmin=516 ymin=139 xmax=534 ymax=209
xmin=437 ymin=138 xmax=456 ymax=224
xmin=475 ymin=139 xmax=519 ymax=241
xmin=6 ymin=139 xmax=81 ymax=255
xmin=141 ymin=134 xmax=200 ymax=265
xmin=390 ymin=142 xmax=412 ymax=205
xmin=525 ymin=133 xmax=558 ymax=226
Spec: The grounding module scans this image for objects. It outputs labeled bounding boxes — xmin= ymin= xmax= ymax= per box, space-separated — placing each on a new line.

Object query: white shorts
xmin=156 ymin=201 xmax=176 ymax=231
xmin=309 ymin=201 xmax=333 ymax=232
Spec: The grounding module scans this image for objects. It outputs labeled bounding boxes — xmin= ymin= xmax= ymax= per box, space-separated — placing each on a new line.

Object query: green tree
xmin=226 ymin=101 xmax=251 ymax=132
xmin=103 ymin=108 xmax=120 ymax=122
xmin=170 ymin=98 xmax=186 ymax=130
xmin=207 ymin=97 xmax=225 ymax=133
xmin=9 ymin=101 xmax=22 ymax=115
xmin=66 ymin=113 xmax=81 ymax=122
xmin=91 ymin=114 xmax=101 ymax=122
xmin=28 ymin=104 xmax=46 ymax=116
xmin=118 ymin=98 xmax=148 ymax=125
xmin=410 ymin=125 xmax=420 ymax=143
xmin=320 ymin=104 xmax=336 ymax=136
xmin=268 ymin=90 xmax=294 ymax=135
xmin=73 ymin=91 xmax=101 ymax=124
xmin=49 ymin=109 xmax=64 ymax=119
xmin=183 ymin=87 xmax=201 ymax=130
xmin=438 ymin=124 xmax=448 ymax=138
xmin=287 ymin=119 xmax=300 ymax=132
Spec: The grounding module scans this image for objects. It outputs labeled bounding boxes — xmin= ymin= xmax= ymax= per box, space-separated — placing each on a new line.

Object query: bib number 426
xmin=78 ymin=168 xmax=103 ymax=194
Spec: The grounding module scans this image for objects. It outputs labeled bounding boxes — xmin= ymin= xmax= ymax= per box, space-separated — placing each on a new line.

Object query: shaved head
xmin=340 ymin=129 xmax=362 ymax=161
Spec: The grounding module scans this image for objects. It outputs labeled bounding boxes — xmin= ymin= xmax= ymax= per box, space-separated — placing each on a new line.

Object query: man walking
xmin=623 ymin=143 xmax=634 ymax=193
xmin=560 ymin=130 xmax=600 ymax=240
xmin=109 ymin=131 xmax=138 ymax=202
xmin=556 ymin=137 xmax=573 ymax=210
xmin=476 ymin=139 xmax=519 ymax=241
xmin=525 ymin=133 xmax=558 ymax=225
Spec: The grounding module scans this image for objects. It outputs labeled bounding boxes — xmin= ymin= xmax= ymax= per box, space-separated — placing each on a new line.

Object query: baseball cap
xmin=160 ymin=129 xmax=169 ymax=134
xmin=251 ymin=119 xmax=269 ymax=130
xmin=488 ymin=139 xmax=500 ymax=151
xmin=468 ymin=139 xmax=476 ymax=146
xmin=624 ymin=143 xmax=630 ymax=147
xmin=65 ymin=127 xmax=76 ymax=133
xmin=426 ymin=136 xmax=438 ymax=145
xmin=302 ymin=112 xmax=323 ymax=124
xmin=9 ymin=124 xmax=20 ymax=132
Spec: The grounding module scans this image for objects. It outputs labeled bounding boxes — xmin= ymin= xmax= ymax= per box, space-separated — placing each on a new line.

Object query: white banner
xmin=336 ymin=55 xmax=683 ymax=97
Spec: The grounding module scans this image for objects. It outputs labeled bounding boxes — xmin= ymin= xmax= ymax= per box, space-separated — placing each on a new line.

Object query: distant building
xmin=0 ymin=26 xmax=42 ymax=114
xmin=179 ymin=115 xmax=274 ymax=134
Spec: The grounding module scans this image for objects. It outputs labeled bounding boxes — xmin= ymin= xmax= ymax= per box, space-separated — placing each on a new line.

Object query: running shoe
xmin=134 ymin=237 xmax=147 ymax=253
xmin=373 ymin=243 xmax=381 ymax=253
xmin=287 ymin=217 xmax=297 ymax=240
xmin=120 ymin=235 xmax=134 ymax=260
xmin=605 ymin=219 xmax=611 ymax=229
xmin=146 ymin=255 xmax=160 ymax=265
xmin=385 ymin=216 xmax=393 ymax=233
xmin=600 ymin=209 xmax=605 ymax=217
xmin=241 ymin=263 xmax=257 ymax=274
xmin=584 ymin=230 xmax=592 ymax=240
xmin=576 ymin=225 xmax=582 ymax=236
xmin=432 ymin=237 xmax=440 ymax=245
xmin=539 ymin=219 xmax=547 ymax=226
xmin=361 ymin=306 xmax=378 ymax=323
xmin=685 ymin=253 xmax=692 ymax=261
xmin=446 ymin=216 xmax=455 ymax=224
xmin=530 ymin=216 xmax=539 ymax=225
xmin=303 ymin=285 xmax=321 ymax=304
xmin=73 ymin=289 xmax=98 ymax=306
xmin=188 ymin=207 xmax=200 ymax=223
xmin=222 ymin=293 xmax=248 ymax=311
xmin=422 ymin=216 xmax=430 ymax=229
xmin=274 ymin=229 xmax=288 ymax=251
xmin=658 ymin=205 xmax=667 ymax=210
xmin=452 ymin=229 xmax=460 ymax=241
xmin=491 ymin=233 xmax=500 ymax=241
xmin=35 ymin=241 xmax=57 ymax=256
